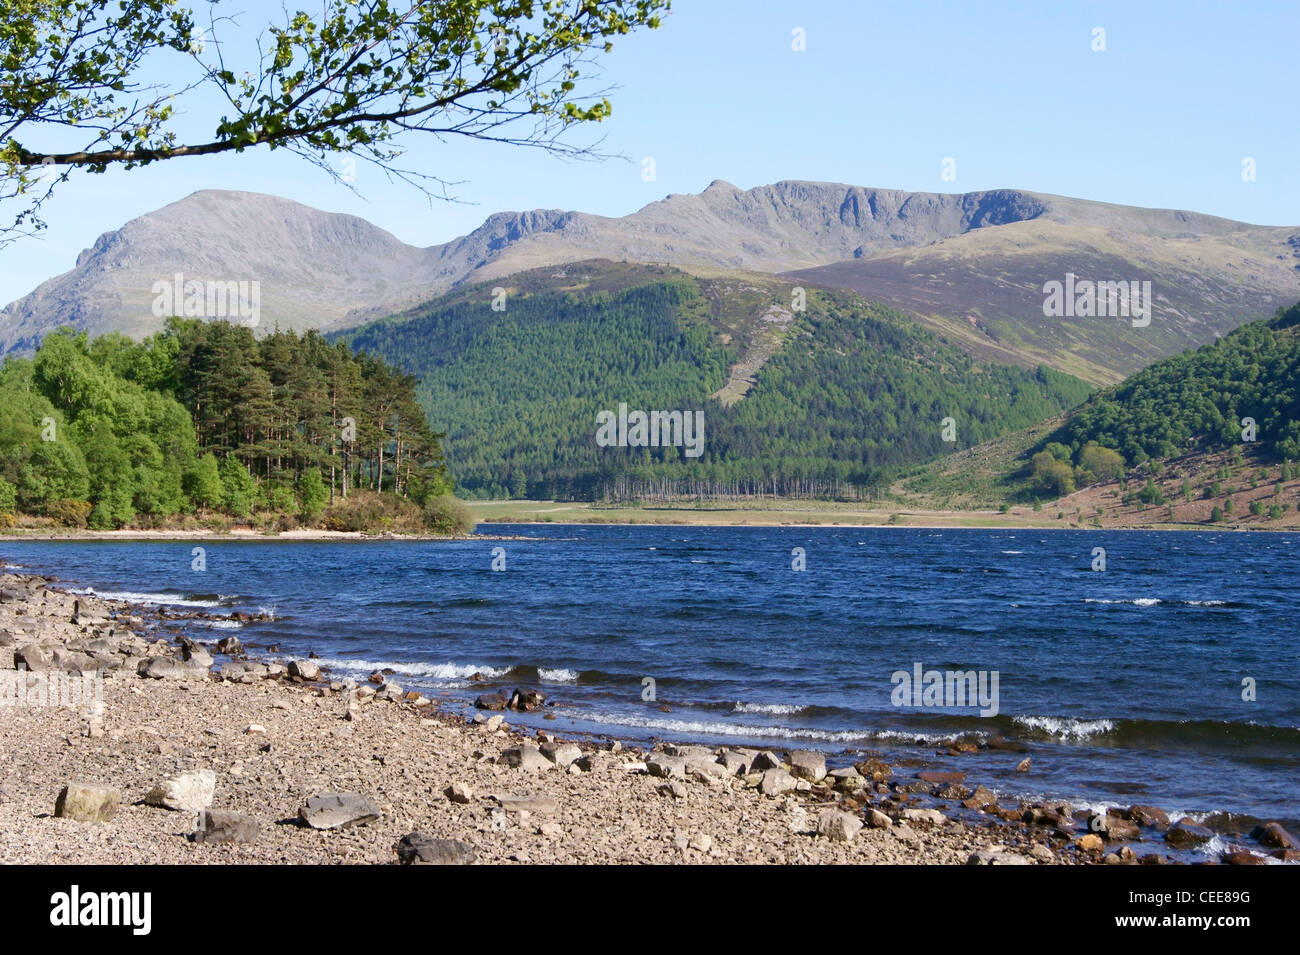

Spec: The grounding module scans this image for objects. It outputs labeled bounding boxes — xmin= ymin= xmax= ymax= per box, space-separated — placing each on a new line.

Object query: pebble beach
xmin=2 ymin=566 xmax=1294 ymax=866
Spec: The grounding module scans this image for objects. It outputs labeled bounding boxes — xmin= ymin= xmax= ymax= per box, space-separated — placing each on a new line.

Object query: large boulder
xmin=55 ymin=781 xmax=120 ymax=822
xmin=299 ymin=792 xmax=382 ymax=829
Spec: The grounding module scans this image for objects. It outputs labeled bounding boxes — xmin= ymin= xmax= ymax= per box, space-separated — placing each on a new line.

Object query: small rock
xmin=193 ymin=809 xmax=259 ymax=845
xmin=499 ymin=744 xmax=552 ymax=773
xmin=787 ymin=750 xmax=827 ymax=782
xmin=444 ymin=783 xmax=473 ymax=804
xmin=1165 ymin=819 xmax=1214 ymax=849
xmin=759 ymin=768 xmax=798 ymax=797
xmin=474 ymin=690 xmax=510 ymax=711
xmin=1252 ymin=822 xmax=1298 ymax=849
xmin=646 ymin=755 xmax=687 ymax=779
xmin=1076 ymin=833 xmax=1105 ymax=852
xmin=900 ymin=807 xmax=946 ymax=825
xmin=540 ymin=742 xmax=582 ymax=768
xmin=299 ymin=792 xmax=381 ymax=830
xmin=144 ymin=769 xmax=216 ymax=812
xmin=215 ymin=636 xmax=243 ymax=655
xmin=394 ymin=832 xmax=475 ymax=865
xmin=287 ymin=658 xmax=321 ymax=681
xmin=865 ymin=808 xmax=893 ymax=829
xmin=55 ymin=781 xmax=120 ymax=822
xmin=816 ymin=809 xmax=863 ymax=843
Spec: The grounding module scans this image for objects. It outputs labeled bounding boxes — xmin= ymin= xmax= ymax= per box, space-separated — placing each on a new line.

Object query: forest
xmin=0 ymin=320 xmax=468 ymax=533
xmin=342 ymin=276 xmax=1094 ymax=500
xmin=1043 ymin=302 xmax=1300 ymax=472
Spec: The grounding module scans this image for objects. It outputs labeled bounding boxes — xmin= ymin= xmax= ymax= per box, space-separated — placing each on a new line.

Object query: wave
xmin=538 ymin=668 xmax=579 ymax=683
xmin=731 ymin=701 xmax=809 ymax=715
xmin=1084 ymin=597 xmax=1239 ymax=608
xmin=67 ymin=587 xmax=225 ymax=609
xmin=1013 ymin=715 xmax=1116 ymax=740
xmin=556 ymin=709 xmax=877 ymax=743
xmin=316 ymin=657 xmax=510 ymax=682
xmin=207 ymin=620 xmax=244 ymax=630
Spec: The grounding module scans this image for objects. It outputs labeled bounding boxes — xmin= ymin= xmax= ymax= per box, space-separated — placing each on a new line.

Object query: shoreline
xmin=1 ymin=564 xmax=1293 ymax=865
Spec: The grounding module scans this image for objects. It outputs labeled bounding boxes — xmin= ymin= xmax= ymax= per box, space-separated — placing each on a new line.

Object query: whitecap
xmin=539 ymin=668 xmax=579 ymax=683
xmin=66 ymin=587 xmax=222 ymax=609
xmin=731 ymin=701 xmax=809 ymax=715
xmin=1013 ymin=715 xmax=1115 ymax=740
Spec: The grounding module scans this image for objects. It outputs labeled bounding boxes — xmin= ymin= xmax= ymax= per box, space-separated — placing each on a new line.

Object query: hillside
xmin=896 ymin=302 xmax=1300 ymax=527
xmin=339 ymin=260 xmax=1091 ymax=499
xmin=5 ymin=181 xmax=1297 ymax=383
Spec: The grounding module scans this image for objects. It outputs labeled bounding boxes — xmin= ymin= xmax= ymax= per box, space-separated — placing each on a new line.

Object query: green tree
xmin=219 ymin=455 xmax=257 ymax=519
xmin=2 ymin=0 xmax=668 ymax=241
xmin=183 ymin=453 xmax=225 ymax=511
xmin=297 ymin=468 xmax=329 ymax=521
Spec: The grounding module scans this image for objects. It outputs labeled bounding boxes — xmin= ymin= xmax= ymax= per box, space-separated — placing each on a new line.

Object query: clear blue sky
xmin=3 ymin=0 xmax=1297 ymax=305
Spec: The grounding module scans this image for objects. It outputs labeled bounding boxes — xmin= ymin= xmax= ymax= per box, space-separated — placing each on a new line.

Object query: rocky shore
xmin=1 ymin=568 xmax=1295 ymax=865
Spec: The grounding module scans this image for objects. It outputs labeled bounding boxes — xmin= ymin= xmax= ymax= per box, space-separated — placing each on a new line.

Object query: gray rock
xmin=181 ymin=644 xmax=214 ymax=668
xmin=718 ymin=750 xmax=751 ymax=776
xmin=299 ymin=792 xmax=382 ymax=829
xmin=13 ymin=645 xmax=50 ymax=671
xmin=900 ymin=807 xmax=947 ymax=825
xmin=492 ymin=794 xmax=559 ymax=814
xmin=287 ymin=659 xmax=321 ymax=681
xmin=787 ymin=750 xmax=827 ymax=782
xmin=646 ymin=755 xmax=687 ymax=779
xmin=444 ymin=783 xmax=473 ymax=804
xmin=215 ymin=636 xmax=244 ymax=655
xmin=394 ymin=832 xmax=475 ymax=865
xmin=540 ymin=742 xmax=582 ymax=768
xmin=751 ymin=751 xmax=785 ymax=772
xmin=759 ymin=768 xmax=798 ymax=797
xmin=144 ymin=769 xmax=216 ymax=812
xmin=500 ymin=744 xmax=553 ymax=773
xmin=193 ymin=809 xmax=259 ymax=844
xmin=817 ymin=809 xmax=864 ymax=842
xmin=55 ymin=780 xmax=120 ymax=822
xmin=865 ymin=808 xmax=893 ymax=829
xmin=685 ymin=756 xmax=730 ymax=780
xmin=137 ymin=656 xmax=209 ymax=680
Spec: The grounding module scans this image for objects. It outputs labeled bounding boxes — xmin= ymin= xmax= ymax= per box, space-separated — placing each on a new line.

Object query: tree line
xmin=0 ymin=320 xmax=464 ymax=531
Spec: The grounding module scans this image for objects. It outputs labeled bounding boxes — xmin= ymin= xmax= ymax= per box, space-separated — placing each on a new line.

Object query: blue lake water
xmin=4 ymin=525 xmax=1297 ymax=833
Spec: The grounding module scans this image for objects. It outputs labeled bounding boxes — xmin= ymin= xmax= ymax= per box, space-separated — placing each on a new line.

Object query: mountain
xmin=337 ymin=259 xmax=1092 ymax=499
xmin=6 ymin=181 xmax=1298 ymax=378
xmin=895 ymin=301 xmax=1300 ymax=527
